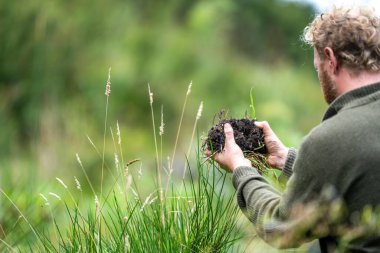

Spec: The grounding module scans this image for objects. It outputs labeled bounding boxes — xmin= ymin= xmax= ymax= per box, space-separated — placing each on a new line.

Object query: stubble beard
xmin=320 ymin=69 xmax=338 ymax=104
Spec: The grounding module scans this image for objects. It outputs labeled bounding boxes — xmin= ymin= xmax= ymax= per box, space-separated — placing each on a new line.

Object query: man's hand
xmin=255 ymin=121 xmax=289 ymax=170
xmin=205 ymin=123 xmax=251 ymax=173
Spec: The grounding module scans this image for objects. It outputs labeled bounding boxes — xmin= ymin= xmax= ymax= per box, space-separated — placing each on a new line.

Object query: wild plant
xmin=0 ymin=72 xmax=242 ymax=252
xmin=249 ymin=87 xmax=256 ymax=120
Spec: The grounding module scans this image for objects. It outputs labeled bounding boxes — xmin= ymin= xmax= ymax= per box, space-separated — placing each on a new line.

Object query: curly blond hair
xmin=303 ymin=6 xmax=380 ymax=72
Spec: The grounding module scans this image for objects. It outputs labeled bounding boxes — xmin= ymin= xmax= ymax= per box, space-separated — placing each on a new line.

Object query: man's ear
xmin=323 ymin=47 xmax=339 ymax=74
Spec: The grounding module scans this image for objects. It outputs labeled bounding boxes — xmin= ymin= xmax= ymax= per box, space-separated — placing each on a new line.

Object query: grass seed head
xmin=140 ymin=192 xmax=155 ymax=212
xmin=159 ymin=105 xmax=164 ymax=136
xmin=105 ymin=67 xmax=111 ymax=96
xmin=149 ymin=196 xmax=158 ymax=205
xmin=49 ymin=192 xmax=61 ymax=201
xmin=196 ymin=101 xmax=203 ymax=120
xmin=75 ymin=153 xmax=83 ymax=167
xmin=186 ymin=81 xmax=192 ymax=95
xmin=148 ymin=84 xmax=153 ymax=105
xmin=74 ymin=176 xmax=82 ymax=191
xmin=95 ymin=195 xmax=101 ymax=217
xmin=114 ymin=153 xmax=119 ymax=168
xmin=56 ymin=177 xmax=67 ymax=189
xmin=117 ymin=120 xmax=121 ymax=145
xmin=138 ymin=165 xmax=142 ymax=179
xmin=39 ymin=193 xmax=50 ymax=206
xmin=95 ymin=195 xmax=99 ymax=206
xmin=131 ymin=188 xmax=139 ymax=200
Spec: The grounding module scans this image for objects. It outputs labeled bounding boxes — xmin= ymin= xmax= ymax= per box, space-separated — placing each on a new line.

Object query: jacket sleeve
xmin=232 ymin=138 xmax=345 ymax=248
xmin=278 ymin=148 xmax=297 ymax=183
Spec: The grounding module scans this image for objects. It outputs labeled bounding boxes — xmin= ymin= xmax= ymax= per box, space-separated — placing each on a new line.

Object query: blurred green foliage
xmin=0 ymin=0 xmax=324 ymax=175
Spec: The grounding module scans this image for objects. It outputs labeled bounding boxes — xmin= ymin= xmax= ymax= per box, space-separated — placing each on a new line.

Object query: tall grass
xmin=29 ymin=155 xmax=241 ymax=252
xmin=0 ymin=74 xmax=242 ymax=252
xmin=0 ymin=134 xmax=241 ymax=252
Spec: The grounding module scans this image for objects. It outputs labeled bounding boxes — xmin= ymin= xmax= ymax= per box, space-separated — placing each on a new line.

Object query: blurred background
xmin=0 ymin=0 xmax=325 ymax=177
xmin=0 ymin=0 xmax=328 ymax=250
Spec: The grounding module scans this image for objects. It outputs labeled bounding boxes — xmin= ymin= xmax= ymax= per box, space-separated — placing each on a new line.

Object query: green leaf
xmin=250 ymin=87 xmax=256 ymax=120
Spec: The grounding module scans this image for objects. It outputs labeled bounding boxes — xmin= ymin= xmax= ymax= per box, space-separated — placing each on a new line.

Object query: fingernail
xmin=224 ymin=123 xmax=232 ymax=130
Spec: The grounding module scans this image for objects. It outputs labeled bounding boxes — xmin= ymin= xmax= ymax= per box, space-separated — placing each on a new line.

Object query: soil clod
xmin=203 ymin=118 xmax=267 ymax=155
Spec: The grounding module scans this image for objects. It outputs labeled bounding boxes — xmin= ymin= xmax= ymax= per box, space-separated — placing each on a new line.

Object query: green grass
xmin=0 ymin=73 xmax=244 ymax=252
xmin=0 ymin=152 xmax=241 ymax=252
xmin=249 ymin=87 xmax=256 ymax=120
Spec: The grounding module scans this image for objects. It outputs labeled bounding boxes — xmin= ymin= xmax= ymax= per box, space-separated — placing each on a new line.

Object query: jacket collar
xmin=323 ymin=82 xmax=380 ymax=121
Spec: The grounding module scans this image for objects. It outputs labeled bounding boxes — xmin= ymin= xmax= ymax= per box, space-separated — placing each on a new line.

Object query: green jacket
xmin=233 ymin=82 xmax=380 ymax=252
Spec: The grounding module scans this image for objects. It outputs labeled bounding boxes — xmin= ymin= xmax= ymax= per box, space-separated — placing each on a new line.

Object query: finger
xmin=267 ymin=155 xmax=277 ymax=167
xmin=254 ymin=121 xmax=273 ymax=136
xmin=254 ymin=121 xmax=267 ymax=129
xmin=224 ymin=123 xmax=236 ymax=145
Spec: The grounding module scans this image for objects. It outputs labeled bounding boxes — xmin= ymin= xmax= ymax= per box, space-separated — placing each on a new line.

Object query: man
xmin=208 ymin=6 xmax=380 ymax=252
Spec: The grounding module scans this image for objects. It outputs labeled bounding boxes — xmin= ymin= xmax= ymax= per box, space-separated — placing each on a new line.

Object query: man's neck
xmin=335 ymin=68 xmax=380 ymax=96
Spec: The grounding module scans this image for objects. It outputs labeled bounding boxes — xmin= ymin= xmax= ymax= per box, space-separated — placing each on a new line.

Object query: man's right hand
xmin=255 ymin=121 xmax=289 ymax=170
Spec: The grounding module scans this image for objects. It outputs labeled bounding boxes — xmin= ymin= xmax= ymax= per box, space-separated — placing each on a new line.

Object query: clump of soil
xmin=203 ymin=118 xmax=267 ymax=155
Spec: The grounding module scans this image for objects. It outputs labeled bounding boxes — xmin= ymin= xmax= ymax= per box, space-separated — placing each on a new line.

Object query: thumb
xmin=224 ymin=123 xmax=236 ymax=145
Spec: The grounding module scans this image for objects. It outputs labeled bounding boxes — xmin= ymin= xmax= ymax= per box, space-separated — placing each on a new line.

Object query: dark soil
xmin=203 ymin=118 xmax=267 ymax=155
